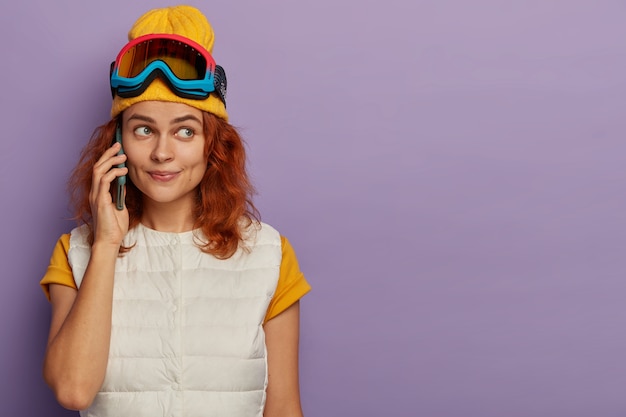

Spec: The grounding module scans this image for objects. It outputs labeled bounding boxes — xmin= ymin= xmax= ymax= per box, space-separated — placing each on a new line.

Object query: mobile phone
xmin=114 ymin=125 xmax=126 ymax=210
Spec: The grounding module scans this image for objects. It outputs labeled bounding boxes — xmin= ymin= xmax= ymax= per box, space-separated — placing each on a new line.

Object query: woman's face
xmin=121 ymin=101 xmax=207 ymax=209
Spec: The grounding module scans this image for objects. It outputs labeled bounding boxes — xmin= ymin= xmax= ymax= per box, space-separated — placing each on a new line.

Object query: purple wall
xmin=2 ymin=1 xmax=625 ymax=416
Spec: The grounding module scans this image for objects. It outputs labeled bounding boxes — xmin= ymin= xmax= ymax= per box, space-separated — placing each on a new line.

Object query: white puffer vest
xmin=67 ymin=222 xmax=282 ymax=417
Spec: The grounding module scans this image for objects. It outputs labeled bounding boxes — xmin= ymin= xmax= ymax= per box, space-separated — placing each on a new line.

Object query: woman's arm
xmin=263 ymin=301 xmax=305 ymax=417
xmin=43 ymin=142 xmax=128 ymax=410
xmin=43 ymin=245 xmax=117 ymax=410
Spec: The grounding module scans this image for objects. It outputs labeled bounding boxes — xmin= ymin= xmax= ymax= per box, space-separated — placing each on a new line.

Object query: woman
xmin=40 ymin=5 xmax=310 ymax=417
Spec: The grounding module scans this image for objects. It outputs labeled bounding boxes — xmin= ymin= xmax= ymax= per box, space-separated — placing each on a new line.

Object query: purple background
xmin=1 ymin=1 xmax=625 ymax=416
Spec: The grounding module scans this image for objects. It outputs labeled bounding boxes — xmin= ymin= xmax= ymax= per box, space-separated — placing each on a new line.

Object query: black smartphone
xmin=114 ymin=125 xmax=126 ymax=210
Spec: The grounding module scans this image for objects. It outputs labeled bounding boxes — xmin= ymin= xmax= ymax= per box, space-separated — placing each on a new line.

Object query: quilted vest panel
xmin=67 ymin=222 xmax=282 ymax=417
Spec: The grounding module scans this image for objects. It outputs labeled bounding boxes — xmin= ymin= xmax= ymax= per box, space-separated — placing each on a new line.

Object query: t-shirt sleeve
xmin=264 ymin=236 xmax=311 ymax=323
xmin=40 ymin=233 xmax=77 ymax=301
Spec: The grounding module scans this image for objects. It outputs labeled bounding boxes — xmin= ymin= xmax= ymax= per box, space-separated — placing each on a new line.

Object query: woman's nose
xmin=150 ymin=136 xmax=174 ymax=162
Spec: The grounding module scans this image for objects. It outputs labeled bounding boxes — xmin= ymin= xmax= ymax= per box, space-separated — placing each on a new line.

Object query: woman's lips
xmin=148 ymin=171 xmax=180 ymax=182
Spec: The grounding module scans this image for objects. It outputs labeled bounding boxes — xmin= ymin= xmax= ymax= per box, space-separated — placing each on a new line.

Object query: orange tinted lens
xmin=118 ymin=39 xmax=206 ymax=80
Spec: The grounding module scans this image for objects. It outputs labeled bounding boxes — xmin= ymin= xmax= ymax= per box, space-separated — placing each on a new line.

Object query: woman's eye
xmin=134 ymin=126 xmax=152 ymax=137
xmin=177 ymin=128 xmax=194 ymax=139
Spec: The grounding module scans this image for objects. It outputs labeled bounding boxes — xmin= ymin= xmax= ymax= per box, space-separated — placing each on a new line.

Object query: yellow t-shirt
xmin=40 ymin=233 xmax=310 ymax=323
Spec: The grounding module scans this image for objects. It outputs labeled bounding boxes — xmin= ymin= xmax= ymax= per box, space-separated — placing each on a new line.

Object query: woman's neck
xmin=140 ymin=198 xmax=197 ymax=233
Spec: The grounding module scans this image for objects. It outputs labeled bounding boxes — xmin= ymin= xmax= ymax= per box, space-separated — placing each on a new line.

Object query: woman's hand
xmin=89 ymin=141 xmax=129 ymax=246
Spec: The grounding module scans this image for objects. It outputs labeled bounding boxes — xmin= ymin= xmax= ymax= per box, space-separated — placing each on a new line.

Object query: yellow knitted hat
xmin=110 ymin=5 xmax=228 ymax=120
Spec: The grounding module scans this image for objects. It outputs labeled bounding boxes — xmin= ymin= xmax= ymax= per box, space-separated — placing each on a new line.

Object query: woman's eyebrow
xmin=126 ymin=114 xmax=155 ymax=123
xmin=172 ymin=114 xmax=202 ymax=124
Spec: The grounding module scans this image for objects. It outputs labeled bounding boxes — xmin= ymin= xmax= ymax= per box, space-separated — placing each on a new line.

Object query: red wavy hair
xmin=68 ymin=112 xmax=259 ymax=259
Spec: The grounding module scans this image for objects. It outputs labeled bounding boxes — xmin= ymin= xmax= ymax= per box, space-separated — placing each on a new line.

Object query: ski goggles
xmin=110 ymin=33 xmax=226 ymax=103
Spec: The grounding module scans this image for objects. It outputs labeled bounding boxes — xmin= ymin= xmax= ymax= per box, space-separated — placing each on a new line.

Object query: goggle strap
xmin=214 ymin=65 xmax=227 ymax=107
xmin=110 ymin=61 xmax=116 ymax=98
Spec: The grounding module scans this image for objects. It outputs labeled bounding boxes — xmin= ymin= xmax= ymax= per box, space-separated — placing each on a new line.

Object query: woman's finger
xmin=93 ymin=167 xmax=128 ymax=206
xmin=90 ymin=147 xmax=126 ymax=198
xmin=93 ymin=144 xmax=126 ymax=175
xmin=89 ymin=145 xmax=127 ymax=208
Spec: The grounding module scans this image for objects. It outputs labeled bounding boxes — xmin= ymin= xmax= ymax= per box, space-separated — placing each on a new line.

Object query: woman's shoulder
xmin=239 ymin=220 xmax=282 ymax=250
xmin=67 ymin=224 xmax=91 ymax=247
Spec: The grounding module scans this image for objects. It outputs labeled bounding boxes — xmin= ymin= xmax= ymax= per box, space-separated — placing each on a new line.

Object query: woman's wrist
xmin=90 ymin=240 xmax=122 ymax=257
